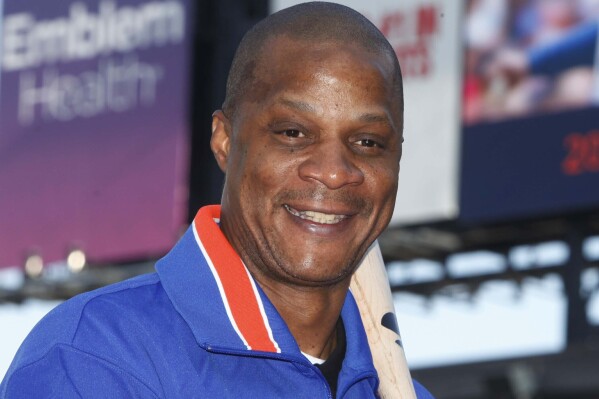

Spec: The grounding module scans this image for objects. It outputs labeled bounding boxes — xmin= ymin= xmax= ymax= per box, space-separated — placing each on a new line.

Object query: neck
xmin=256 ymin=274 xmax=350 ymax=359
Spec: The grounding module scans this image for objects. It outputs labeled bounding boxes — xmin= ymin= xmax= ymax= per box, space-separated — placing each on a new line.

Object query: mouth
xmin=284 ymin=204 xmax=349 ymax=225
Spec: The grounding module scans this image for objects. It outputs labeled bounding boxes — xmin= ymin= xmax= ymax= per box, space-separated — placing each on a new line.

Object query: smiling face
xmin=211 ymin=37 xmax=403 ymax=288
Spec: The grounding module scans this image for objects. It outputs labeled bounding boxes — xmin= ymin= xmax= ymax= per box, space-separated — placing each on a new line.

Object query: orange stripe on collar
xmin=193 ymin=205 xmax=280 ymax=353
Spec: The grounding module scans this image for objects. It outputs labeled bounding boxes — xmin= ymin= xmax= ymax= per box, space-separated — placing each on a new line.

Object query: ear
xmin=211 ymin=110 xmax=231 ymax=173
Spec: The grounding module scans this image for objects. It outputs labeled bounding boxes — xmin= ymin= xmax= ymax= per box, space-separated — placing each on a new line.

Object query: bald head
xmin=222 ymin=2 xmax=403 ymax=121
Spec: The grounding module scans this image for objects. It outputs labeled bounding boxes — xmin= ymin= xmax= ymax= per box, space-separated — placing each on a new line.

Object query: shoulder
xmin=1 ymin=343 xmax=161 ymax=398
xmin=14 ymin=273 xmax=164 ymax=358
xmin=1 ymin=273 xmax=177 ymax=396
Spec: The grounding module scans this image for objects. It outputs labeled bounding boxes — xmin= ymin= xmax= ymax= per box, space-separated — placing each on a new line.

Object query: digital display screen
xmin=460 ymin=0 xmax=599 ymax=222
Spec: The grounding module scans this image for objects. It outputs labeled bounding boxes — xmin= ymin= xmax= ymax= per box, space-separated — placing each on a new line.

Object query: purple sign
xmin=0 ymin=0 xmax=190 ymax=268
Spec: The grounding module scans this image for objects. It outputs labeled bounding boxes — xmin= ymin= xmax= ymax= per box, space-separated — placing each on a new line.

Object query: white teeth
xmin=284 ymin=205 xmax=346 ymax=224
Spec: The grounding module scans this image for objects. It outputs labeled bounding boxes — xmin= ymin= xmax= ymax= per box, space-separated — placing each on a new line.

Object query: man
xmin=1 ymin=2 xmax=434 ymax=398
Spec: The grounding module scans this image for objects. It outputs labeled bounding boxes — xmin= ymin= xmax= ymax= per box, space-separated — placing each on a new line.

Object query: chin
xmin=279 ymin=257 xmax=360 ymax=287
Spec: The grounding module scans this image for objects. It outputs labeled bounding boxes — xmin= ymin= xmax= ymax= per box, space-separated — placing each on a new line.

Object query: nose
xmin=298 ymin=140 xmax=365 ymax=189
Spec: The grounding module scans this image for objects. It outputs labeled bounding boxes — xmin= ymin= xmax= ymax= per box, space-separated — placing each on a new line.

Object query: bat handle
xmin=351 ymin=241 xmax=417 ymax=399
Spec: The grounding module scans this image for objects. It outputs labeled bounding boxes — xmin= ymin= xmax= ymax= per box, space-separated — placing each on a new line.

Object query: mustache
xmin=273 ymin=189 xmax=373 ymax=214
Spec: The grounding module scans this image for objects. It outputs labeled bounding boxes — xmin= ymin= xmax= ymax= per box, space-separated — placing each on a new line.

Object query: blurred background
xmin=1 ymin=0 xmax=598 ymax=398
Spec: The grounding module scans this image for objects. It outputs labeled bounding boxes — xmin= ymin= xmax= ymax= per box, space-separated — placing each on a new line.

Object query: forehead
xmin=244 ymin=36 xmax=399 ymax=112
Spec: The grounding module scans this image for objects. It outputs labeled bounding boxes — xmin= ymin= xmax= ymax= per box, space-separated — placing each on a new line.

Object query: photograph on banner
xmin=271 ymin=0 xmax=463 ymax=226
xmin=463 ymin=0 xmax=599 ymax=125
xmin=460 ymin=0 xmax=599 ymax=223
xmin=0 ymin=0 xmax=191 ymax=270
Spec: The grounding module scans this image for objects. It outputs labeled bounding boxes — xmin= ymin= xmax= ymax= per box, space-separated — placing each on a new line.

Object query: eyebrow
xmin=279 ymin=98 xmax=393 ymax=126
xmin=279 ymin=98 xmax=317 ymax=114
xmin=358 ymin=113 xmax=391 ymax=125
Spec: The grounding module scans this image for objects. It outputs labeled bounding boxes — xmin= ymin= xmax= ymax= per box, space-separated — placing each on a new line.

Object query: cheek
xmin=239 ymin=148 xmax=295 ymax=199
xmin=368 ymin=168 xmax=398 ymax=231
xmin=366 ymin=163 xmax=399 ymax=200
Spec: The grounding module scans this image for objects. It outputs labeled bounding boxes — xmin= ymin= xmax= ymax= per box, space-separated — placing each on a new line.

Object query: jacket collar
xmin=156 ymin=205 xmax=377 ymax=374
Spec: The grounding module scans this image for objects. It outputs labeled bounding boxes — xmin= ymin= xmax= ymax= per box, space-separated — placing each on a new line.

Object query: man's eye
xmin=280 ymin=129 xmax=304 ymax=138
xmin=358 ymin=139 xmax=380 ymax=148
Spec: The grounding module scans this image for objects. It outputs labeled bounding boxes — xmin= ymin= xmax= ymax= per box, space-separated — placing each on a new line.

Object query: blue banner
xmin=460 ymin=107 xmax=599 ymax=223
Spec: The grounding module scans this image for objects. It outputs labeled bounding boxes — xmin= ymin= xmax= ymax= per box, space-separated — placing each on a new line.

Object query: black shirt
xmin=314 ymin=319 xmax=346 ymax=398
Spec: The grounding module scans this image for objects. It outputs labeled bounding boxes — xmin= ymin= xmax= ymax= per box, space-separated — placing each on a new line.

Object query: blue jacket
xmin=1 ymin=206 xmax=434 ymax=398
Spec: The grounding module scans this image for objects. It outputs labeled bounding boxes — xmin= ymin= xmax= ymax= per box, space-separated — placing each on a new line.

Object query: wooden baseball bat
xmin=350 ymin=240 xmax=416 ymax=399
